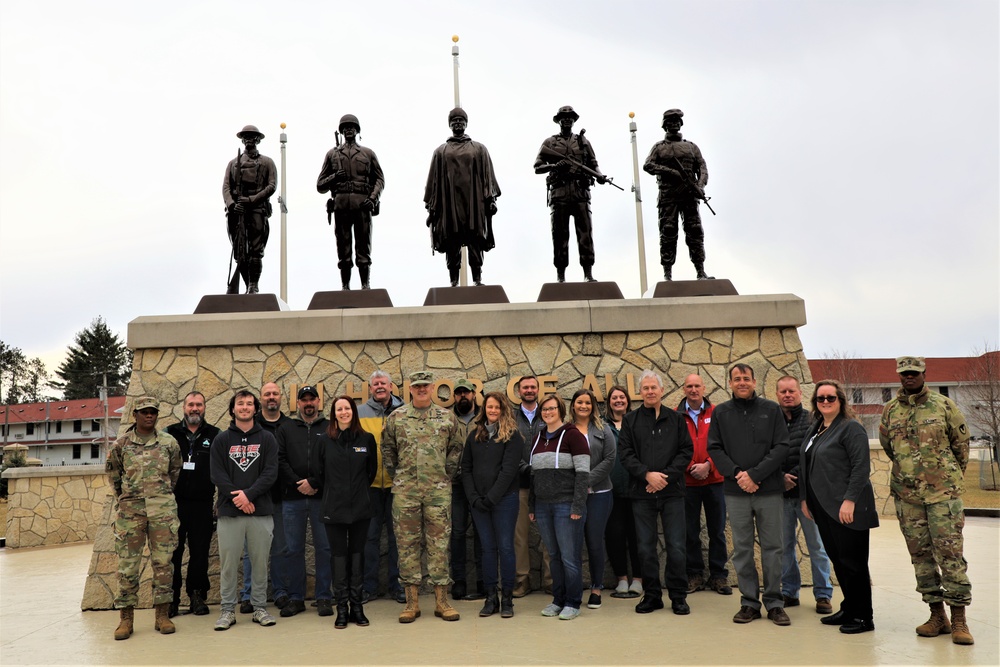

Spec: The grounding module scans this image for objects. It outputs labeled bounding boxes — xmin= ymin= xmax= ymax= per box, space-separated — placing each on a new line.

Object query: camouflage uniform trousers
xmin=392 ymin=492 xmax=452 ymax=587
xmin=115 ymin=498 xmax=180 ymax=608
xmin=894 ymin=497 xmax=971 ymax=606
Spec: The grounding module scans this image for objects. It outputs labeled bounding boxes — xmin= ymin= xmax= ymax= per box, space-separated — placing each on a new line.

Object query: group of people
xmin=108 ymin=356 xmax=975 ymax=646
xmin=223 ymin=106 xmax=713 ymax=293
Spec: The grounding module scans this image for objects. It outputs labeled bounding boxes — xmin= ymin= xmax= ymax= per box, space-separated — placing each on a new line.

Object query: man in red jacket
xmin=678 ymin=374 xmax=732 ymax=596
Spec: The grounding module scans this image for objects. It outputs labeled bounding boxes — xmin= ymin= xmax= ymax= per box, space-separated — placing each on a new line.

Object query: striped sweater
xmin=528 ymin=423 xmax=590 ymax=515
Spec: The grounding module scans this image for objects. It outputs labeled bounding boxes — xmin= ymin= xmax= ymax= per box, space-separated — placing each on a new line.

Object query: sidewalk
xmin=1 ymin=517 xmax=996 ymax=666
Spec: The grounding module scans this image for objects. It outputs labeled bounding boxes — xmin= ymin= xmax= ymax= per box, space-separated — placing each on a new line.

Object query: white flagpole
xmin=452 ymin=35 xmax=469 ymax=287
xmin=279 ymin=122 xmax=288 ymax=303
xmin=629 ymin=112 xmax=648 ymax=295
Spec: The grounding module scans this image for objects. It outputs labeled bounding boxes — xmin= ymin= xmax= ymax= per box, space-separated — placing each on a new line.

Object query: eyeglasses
xmin=815 ymin=395 xmax=839 ymax=403
xmin=540 ymin=406 xmax=559 ymax=413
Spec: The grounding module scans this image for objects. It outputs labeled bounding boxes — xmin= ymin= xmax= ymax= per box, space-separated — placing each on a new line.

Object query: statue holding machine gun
xmin=534 ymin=105 xmax=621 ymax=283
xmin=316 ymin=114 xmax=385 ymax=290
xmin=222 ymin=125 xmax=276 ymax=294
xmin=643 ymin=108 xmax=715 ymax=281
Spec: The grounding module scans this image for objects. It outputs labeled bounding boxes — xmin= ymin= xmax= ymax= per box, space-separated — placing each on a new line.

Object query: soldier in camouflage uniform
xmin=106 ymin=396 xmax=182 ymax=640
xmin=880 ymin=356 xmax=974 ymax=645
xmin=643 ymin=109 xmax=714 ymax=281
xmin=381 ymin=371 xmax=465 ymax=622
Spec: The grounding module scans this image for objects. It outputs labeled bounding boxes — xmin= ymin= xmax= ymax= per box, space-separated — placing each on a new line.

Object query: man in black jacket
xmin=707 ymin=364 xmax=790 ymax=626
xmin=277 ymin=385 xmax=333 ymax=617
xmin=618 ymin=370 xmax=694 ymax=615
xmin=167 ymin=392 xmax=221 ymax=617
xmin=776 ymin=376 xmax=833 ymax=614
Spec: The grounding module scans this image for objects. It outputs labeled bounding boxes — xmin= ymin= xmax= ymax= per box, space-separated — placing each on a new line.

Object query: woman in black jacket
xmin=461 ymin=392 xmax=524 ymax=618
xmin=310 ymin=396 xmax=378 ymax=629
xmin=801 ymin=380 xmax=879 ymax=634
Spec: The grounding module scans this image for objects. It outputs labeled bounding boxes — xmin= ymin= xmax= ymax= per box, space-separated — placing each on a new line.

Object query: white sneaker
xmin=614 ymin=580 xmax=630 ymax=595
xmin=541 ymin=603 xmax=562 ymax=617
xmin=559 ymin=606 xmax=581 ymax=620
xmin=214 ymin=610 xmax=236 ymax=631
xmin=252 ymin=608 xmax=276 ymax=626
xmin=629 ymin=580 xmax=644 ymax=596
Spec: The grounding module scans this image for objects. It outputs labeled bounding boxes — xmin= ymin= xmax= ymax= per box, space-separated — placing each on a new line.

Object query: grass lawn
xmin=965 ymin=459 xmax=1000 ymax=509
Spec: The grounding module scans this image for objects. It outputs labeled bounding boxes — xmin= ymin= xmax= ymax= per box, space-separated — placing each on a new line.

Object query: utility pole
xmin=629 ymin=112 xmax=648 ymax=295
xmin=100 ymin=373 xmax=110 ymax=463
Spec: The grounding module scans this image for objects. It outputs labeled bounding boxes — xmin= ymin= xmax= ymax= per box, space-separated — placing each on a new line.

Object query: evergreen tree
xmin=0 ymin=341 xmax=51 ymax=404
xmin=53 ymin=317 xmax=131 ymax=400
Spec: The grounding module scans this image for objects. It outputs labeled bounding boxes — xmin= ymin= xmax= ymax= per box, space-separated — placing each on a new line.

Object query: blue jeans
xmin=450 ymin=483 xmax=483 ymax=585
xmin=283 ymin=497 xmax=332 ymax=601
xmin=471 ymin=491 xmax=519 ymax=590
xmin=241 ymin=500 xmax=288 ymax=602
xmin=632 ymin=496 xmax=687 ymax=600
xmin=584 ymin=492 xmax=614 ymax=590
xmin=781 ymin=496 xmax=833 ymax=600
xmin=363 ymin=487 xmax=401 ymax=596
xmin=533 ymin=500 xmax=585 ymax=609
xmin=684 ymin=483 xmax=729 ymax=580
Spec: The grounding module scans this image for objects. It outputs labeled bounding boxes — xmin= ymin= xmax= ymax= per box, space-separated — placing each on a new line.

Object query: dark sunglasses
xmin=815 ymin=395 xmax=839 ymax=403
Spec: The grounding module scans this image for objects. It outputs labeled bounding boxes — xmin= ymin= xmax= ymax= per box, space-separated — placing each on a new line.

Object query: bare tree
xmin=961 ymin=343 xmax=1000 ymax=453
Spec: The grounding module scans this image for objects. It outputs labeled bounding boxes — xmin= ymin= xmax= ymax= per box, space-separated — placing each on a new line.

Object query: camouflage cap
xmin=896 ymin=356 xmax=926 ymax=373
xmin=409 ymin=371 xmax=435 ymax=386
xmin=297 ymin=385 xmax=320 ymax=399
xmin=133 ymin=396 xmax=159 ymax=412
xmin=454 ymin=379 xmax=475 ymax=392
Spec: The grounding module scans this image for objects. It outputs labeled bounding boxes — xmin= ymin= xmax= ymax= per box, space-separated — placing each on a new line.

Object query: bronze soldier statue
xmin=223 ymin=125 xmax=277 ymax=294
xmin=534 ymin=106 xmax=608 ymax=283
xmin=643 ymin=109 xmax=714 ymax=281
xmin=316 ymin=114 xmax=385 ymax=290
xmin=424 ymin=108 xmax=501 ymax=287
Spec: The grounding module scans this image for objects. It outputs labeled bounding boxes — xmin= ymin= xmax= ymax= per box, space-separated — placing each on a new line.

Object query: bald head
xmin=683 ymin=374 xmax=705 ymax=408
xmin=261 ymin=382 xmax=282 ymax=419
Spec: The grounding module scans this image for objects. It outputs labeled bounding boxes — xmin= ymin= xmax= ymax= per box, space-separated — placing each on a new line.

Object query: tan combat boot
xmin=915 ymin=601 xmax=951 ymax=637
xmin=434 ymin=585 xmax=460 ymax=621
xmin=949 ymin=606 xmax=974 ymax=645
xmin=154 ymin=602 xmax=176 ymax=634
xmin=398 ymin=585 xmax=421 ymax=624
xmin=114 ymin=607 xmax=134 ymax=640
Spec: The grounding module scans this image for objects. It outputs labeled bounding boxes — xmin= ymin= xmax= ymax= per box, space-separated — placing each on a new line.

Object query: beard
xmin=185 ymin=413 xmax=203 ymax=427
xmin=455 ymin=397 xmax=474 ymax=415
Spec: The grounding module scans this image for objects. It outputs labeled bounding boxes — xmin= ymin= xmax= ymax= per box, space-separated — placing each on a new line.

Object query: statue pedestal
xmin=423 ymin=285 xmax=509 ymax=306
xmin=193 ymin=294 xmax=289 ymax=314
xmin=652 ymin=279 xmax=738 ymax=298
xmin=536 ymin=281 xmax=624 ymax=302
xmin=307 ymin=290 xmax=393 ymax=310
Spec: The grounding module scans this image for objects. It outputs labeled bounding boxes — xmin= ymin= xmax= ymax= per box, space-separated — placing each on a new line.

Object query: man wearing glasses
xmin=880 ymin=356 xmax=974 ymax=645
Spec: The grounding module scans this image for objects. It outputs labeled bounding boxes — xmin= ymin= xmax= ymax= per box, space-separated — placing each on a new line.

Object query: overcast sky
xmin=1 ymin=0 xmax=997 ymax=379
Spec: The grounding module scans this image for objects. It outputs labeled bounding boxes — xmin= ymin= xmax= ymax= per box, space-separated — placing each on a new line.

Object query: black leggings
xmin=605 ymin=495 xmax=641 ymax=579
xmin=324 ymin=519 xmax=369 ymax=557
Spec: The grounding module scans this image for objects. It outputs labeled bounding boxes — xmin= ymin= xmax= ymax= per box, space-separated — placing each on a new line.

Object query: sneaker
xmin=279 ymin=599 xmax=306 ymax=617
xmin=316 ymin=599 xmax=333 ymax=617
xmin=614 ymin=580 xmax=629 ymax=596
xmin=541 ymin=603 xmax=562 ymax=617
xmin=733 ymin=605 xmax=762 ymax=624
xmin=587 ymin=593 xmax=602 ymax=609
xmin=782 ymin=595 xmax=800 ymax=607
xmin=252 ymin=608 xmax=276 ymax=627
xmin=239 ymin=599 xmax=253 ymax=614
xmin=768 ymin=607 xmax=791 ymax=626
xmin=815 ymin=598 xmax=833 ymax=614
xmin=707 ymin=577 xmax=733 ymax=595
xmin=628 ymin=580 xmax=643 ymax=596
xmin=558 ymin=606 xmax=581 ymax=620
xmin=214 ymin=610 xmax=237 ymax=631
xmin=686 ymin=573 xmax=705 ymax=594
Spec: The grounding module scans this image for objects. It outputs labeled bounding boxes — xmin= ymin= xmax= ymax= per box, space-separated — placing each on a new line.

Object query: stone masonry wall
xmin=3 ymin=467 xmax=108 ymax=548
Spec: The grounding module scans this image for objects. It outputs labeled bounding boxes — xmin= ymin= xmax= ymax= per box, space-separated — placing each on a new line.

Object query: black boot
xmin=583 ymin=266 xmax=596 ymax=282
xmin=663 ymin=265 xmax=673 ymax=281
xmin=448 ymin=267 xmax=460 ymax=288
xmin=694 ymin=263 xmax=715 ymax=280
xmin=349 ymin=553 xmax=369 ymax=626
xmin=472 ymin=267 xmax=483 ymax=286
xmin=333 ymin=556 xmax=349 ymax=628
xmin=500 ymin=587 xmax=514 ymax=618
xmin=359 ymin=266 xmax=371 ymax=290
xmin=247 ymin=258 xmax=262 ymax=294
xmin=479 ymin=589 xmax=499 ymax=617
xmin=556 ymin=268 xmax=566 ymax=283
xmin=340 ymin=267 xmax=352 ymax=290
xmin=190 ymin=590 xmax=209 ymax=616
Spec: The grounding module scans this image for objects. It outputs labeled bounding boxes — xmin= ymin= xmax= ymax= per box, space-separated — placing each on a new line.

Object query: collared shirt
xmin=685 ymin=400 xmax=706 ymax=433
xmin=521 ymin=404 xmax=537 ymax=424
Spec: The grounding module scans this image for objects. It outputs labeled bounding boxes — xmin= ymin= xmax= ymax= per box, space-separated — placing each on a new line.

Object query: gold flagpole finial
xmin=452 ymin=34 xmax=459 ymax=43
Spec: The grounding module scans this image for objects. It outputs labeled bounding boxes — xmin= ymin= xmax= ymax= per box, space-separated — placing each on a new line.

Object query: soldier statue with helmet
xmin=643 ymin=109 xmax=714 ymax=281
xmin=223 ymin=125 xmax=277 ymax=294
xmin=316 ymin=114 xmax=385 ymax=290
xmin=534 ymin=105 xmax=609 ymax=283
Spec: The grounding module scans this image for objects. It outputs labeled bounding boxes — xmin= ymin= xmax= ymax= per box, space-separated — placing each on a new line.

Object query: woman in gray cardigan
xmin=800 ymin=379 xmax=879 ymax=635
xmin=570 ymin=388 xmax=617 ymax=610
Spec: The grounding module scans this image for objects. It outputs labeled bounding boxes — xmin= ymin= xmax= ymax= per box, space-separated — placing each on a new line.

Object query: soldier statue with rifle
xmin=643 ymin=109 xmax=715 ymax=281
xmin=534 ymin=106 xmax=620 ymax=283
xmin=316 ymin=114 xmax=385 ymax=290
xmin=222 ymin=125 xmax=277 ymax=294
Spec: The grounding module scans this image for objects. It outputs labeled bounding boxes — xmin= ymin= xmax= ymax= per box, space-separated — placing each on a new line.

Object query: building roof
xmin=809 ymin=352 xmax=998 ymax=385
xmin=0 ymin=397 xmax=126 ymax=425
